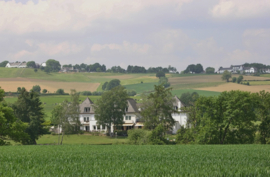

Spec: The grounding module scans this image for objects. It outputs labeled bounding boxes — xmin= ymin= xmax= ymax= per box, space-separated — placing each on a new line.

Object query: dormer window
xmin=174 ymin=106 xmax=178 ymax=110
xmin=84 ymin=107 xmax=90 ymax=113
xmin=126 ymin=107 xmax=129 ymax=112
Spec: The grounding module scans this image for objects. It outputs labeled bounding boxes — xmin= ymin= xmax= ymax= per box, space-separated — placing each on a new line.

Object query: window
xmin=84 ymin=107 xmax=90 ymax=113
xmin=84 ymin=117 xmax=89 ymax=122
xmin=84 ymin=117 xmax=86 ymax=122
xmin=87 ymin=117 xmax=89 ymax=121
xmin=93 ymin=126 xmax=96 ymax=130
xmin=174 ymin=106 xmax=178 ymax=110
xmin=126 ymin=116 xmax=131 ymax=120
xmin=126 ymin=106 xmax=129 ymax=112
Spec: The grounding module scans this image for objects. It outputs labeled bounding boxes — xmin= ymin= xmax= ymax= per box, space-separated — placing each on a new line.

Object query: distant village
xmin=218 ymin=65 xmax=270 ymax=74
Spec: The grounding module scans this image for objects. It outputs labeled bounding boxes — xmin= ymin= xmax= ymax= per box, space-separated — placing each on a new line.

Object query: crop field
xmin=248 ymin=81 xmax=270 ymax=85
xmin=197 ymin=83 xmax=270 ymax=93
xmin=0 ymin=145 xmax=269 ymax=176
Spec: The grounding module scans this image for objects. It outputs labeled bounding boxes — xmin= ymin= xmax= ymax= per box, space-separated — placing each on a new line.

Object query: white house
xmin=171 ymin=96 xmax=188 ymax=134
xmin=244 ymin=67 xmax=257 ymax=73
xmin=72 ymin=96 xmax=188 ymax=134
xmin=41 ymin=62 xmax=46 ymax=67
xmin=5 ymin=62 xmax=27 ymax=68
xmin=218 ymin=65 xmax=244 ymax=74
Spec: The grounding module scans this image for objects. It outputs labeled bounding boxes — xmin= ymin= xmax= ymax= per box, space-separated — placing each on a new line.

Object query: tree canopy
xmin=184 ymin=64 xmax=204 ymax=73
xmin=26 ymin=61 xmax=36 ymax=68
xmin=0 ymin=61 xmax=9 ymax=67
xmin=222 ymin=70 xmax=231 ymax=82
xmin=205 ymin=67 xmax=215 ymax=74
xmin=45 ymin=59 xmax=61 ymax=72
xmin=32 ymin=85 xmax=41 ymax=93
xmin=156 ymin=71 xmax=165 ymax=78
xmin=140 ymin=84 xmax=177 ymax=130
xmin=180 ymin=92 xmax=199 ymax=106
xmin=94 ymin=86 xmax=129 ymax=135
xmin=106 ymin=79 xmax=121 ymax=90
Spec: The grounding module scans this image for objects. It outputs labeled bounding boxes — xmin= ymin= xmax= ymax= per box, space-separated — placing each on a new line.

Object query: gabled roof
xmin=79 ymin=97 xmax=95 ymax=114
xmin=173 ymin=95 xmax=185 ymax=107
xmin=126 ymin=98 xmax=139 ymax=113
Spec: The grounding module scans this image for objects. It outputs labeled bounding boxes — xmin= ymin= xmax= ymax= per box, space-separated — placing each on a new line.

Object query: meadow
xmin=0 ymin=145 xmax=269 ymax=176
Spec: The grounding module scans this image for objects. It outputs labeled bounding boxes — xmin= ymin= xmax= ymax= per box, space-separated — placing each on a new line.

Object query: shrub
xmin=56 ymin=89 xmax=65 ymax=95
xmin=80 ymin=91 xmax=92 ymax=96
xmin=148 ymin=124 xmax=169 ymax=145
xmin=32 ymin=85 xmax=41 ymax=93
xmin=127 ymin=90 xmax=137 ymax=96
xmin=115 ymin=130 xmax=127 ymax=136
xmin=128 ymin=129 xmax=150 ymax=145
xmin=232 ymin=77 xmax=237 ymax=83
xmin=176 ymin=126 xmax=195 ymax=144
xmin=42 ymin=89 xmax=47 ymax=94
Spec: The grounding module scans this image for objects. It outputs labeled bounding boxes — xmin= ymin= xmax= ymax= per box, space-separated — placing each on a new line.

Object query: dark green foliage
xmin=89 ymin=63 xmax=106 ymax=72
xmin=127 ymin=90 xmax=136 ymax=96
xmin=156 ymin=71 xmax=165 ymax=78
xmin=148 ymin=124 xmax=169 ymax=145
xmin=92 ymin=91 xmax=103 ymax=96
xmin=184 ymin=64 xmax=204 ymax=73
xmin=222 ymin=70 xmax=231 ymax=82
xmin=34 ymin=68 xmax=38 ymax=72
xmin=94 ymin=86 xmax=129 ymax=134
xmin=127 ymin=129 xmax=150 ymax=145
xmin=0 ymin=88 xmax=29 ymax=145
xmin=176 ymin=126 xmax=195 ymax=144
xmin=42 ymin=89 xmax=47 ymax=94
xmin=106 ymin=79 xmax=121 ymax=90
xmin=0 ymin=60 xmax=8 ymax=67
xmin=237 ymin=75 xmax=244 ymax=84
xmin=180 ymin=92 xmax=199 ymax=106
xmin=26 ymin=61 xmax=36 ymax=68
xmin=232 ymin=77 xmax=237 ymax=83
xmin=32 ymin=85 xmax=41 ymax=93
xmin=158 ymin=77 xmax=170 ymax=88
xmin=56 ymin=89 xmax=65 ymax=95
xmin=127 ymin=65 xmax=146 ymax=73
xmin=109 ymin=66 xmax=126 ymax=73
xmin=17 ymin=87 xmax=21 ymax=93
xmin=141 ymin=84 xmax=177 ymax=130
xmin=45 ymin=59 xmax=61 ymax=72
xmin=12 ymin=88 xmax=47 ymax=144
xmin=205 ymin=67 xmax=215 ymax=74
xmin=102 ymin=82 xmax=108 ymax=90
xmin=243 ymin=62 xmax=270 ymax=70
xmin=147 ymin=67 xmax=169 ymax=73
xmin=80 ymin=91 xmax=92 ymax=96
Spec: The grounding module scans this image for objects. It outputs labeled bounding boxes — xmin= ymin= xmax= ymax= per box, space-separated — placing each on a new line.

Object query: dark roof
xmin=79 ymin=97 xmax=95 ymax=114
xmin=173 ymin=96 xmax=185 ymax=107
xmin=126 ymin=98 xmax=139 ymax=113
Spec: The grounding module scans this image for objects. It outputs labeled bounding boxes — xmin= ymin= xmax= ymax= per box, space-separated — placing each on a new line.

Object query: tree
xmin=32 ymin=85 xmax=41 ymax=93
xmin=56 ymin=89 xmax=65 ymax=95
xmin=102 ymin=82 xmax=108 ymax=91
xmin=156 ymin=71 xmax=165 ymax=78
xmin=159 ymin=77 xmax=170 ymax=88
xmin=12 ymin=88 xmax=47 ymax=144
xmin=42 ymin=89 xmax=47 ymax=94
xmin=195 ymin=64 xmax=204 ymax=73
xmin=222 ymin=70 xmax=231 ymax=82
xmin=180 ymin=92 xmax=199 ymax=106
xmin=184 ymin=64 xmax=196 ymax=73
xmin=46 ymin=59 xmax=61 ymax=72
xmin=94 ymin=86 xmax=129 ymax=136
xmin=206 ymin=67 xmax=215 ymax=74
xmin=51 ymin=90 xmax=81 ymax=145
xmin=0 ymin=87 xmax=29 ymax=145
xmin=194 ymin=91 xmax=256 ymax=144
xmin=237 ymin=75 xmax=244 ymax=84
xmin=17 ymin=87 xmax=22 ymax=93
xmin=255 ymin=91 xmax=270 ymax=144
xmin=232 ymin=77 xmax=237 ymax=83
xmin=106 ymin=79 xmax=121 ymax=90
xmin=0 ymin=61 xmax=9 ymax=67
xmin=140 ymin=84 xmax=177 ymax=130
xmin=26 ymin=61 xmax=36 ymax=68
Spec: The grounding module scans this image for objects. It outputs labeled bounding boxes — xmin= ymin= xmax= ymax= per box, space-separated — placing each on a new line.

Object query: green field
xmin=248 ymin=81 xmax=270 ymax=85
xmin=0 ymin=145 xmax=269 ymax=176
xmin=171 ymin=89 xmax=220 ymax=97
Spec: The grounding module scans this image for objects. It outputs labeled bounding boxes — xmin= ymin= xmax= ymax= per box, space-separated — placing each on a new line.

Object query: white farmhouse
xmin=244 ymin=67 xmax=257 ymax=73
xmin=5 ymin=62 xmax=27 ymax=68
xmin=171 ymin=96 xmax=188 ymax=134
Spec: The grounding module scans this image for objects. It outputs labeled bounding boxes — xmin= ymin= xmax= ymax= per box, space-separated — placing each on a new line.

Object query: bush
xmin=128 ymin=129 xmax=150 ymax=145
xmin=176 ymin=126 xmax=195 ymax=144
xmin=148 ymin=124 xmax=169 ymax=145
xmin=32 ymin=85 xmax=41 ymax=93
xmin=232 ymin=77 xmax=237 ymax=83
xmin=92 ymin=91 xmax=103 ymax=96
xmin=114 ymin=130 xmax=127 ymax=136
xmin=80 ymin=91 xmax=92 ymax=96
xmin=127 ymin=90 xmax=137 ymax=96
xmin=42 ymin=89 xmax=47 ymax=94
xmin=56 ymin=89 xmax=65 ymax=95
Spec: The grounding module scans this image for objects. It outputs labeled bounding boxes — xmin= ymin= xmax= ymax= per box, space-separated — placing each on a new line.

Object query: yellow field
xmin=197 ymin=83 xmax=270 ymax=93
xmin=0 ymin=78 xmax=99 ymax=93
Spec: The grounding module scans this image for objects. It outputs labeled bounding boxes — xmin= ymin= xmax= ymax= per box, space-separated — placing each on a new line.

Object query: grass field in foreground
xmin=0 ymin=145 xmax=269 ymax=176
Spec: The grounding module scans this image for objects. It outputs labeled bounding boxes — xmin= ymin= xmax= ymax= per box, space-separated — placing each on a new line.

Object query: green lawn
xmin=124 ymin=82 xmax=158 ymax=94
xmin=0 ymin=145 xmax=269 ymax=176
xmin=171 ymin=89 xmax=220 ymax=97
xmin=37 ymin=134 xmax=128 ymax=145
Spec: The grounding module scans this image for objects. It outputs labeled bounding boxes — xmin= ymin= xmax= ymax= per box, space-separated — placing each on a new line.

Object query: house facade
xmin=5 ymin=62 xmax=27 ymax=68
xmin=77 ymin=96 xmax=188 ymax=134
xmin=244 ymin=67 xmax=257 ymax=73
xmin=218 ymin=65 xmax=244 ymax=74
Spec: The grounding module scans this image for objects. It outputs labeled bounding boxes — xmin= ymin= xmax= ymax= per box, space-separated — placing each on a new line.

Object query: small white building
xmin=171 ymin=96 xmax=188 ymax=134
xmin=244 ymin=67 xmax=257 ymax=73
xmin=5 ymin=62 xmax=27 ymax=68
xmin=41 ymin=62 xmax=46 ymax=67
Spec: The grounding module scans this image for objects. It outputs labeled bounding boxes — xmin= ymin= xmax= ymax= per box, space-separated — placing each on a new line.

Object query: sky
xmin=1 ymin=0 xmax=270 ymax=72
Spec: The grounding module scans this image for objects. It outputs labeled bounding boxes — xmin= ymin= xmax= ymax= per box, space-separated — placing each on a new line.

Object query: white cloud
xmin=211 ymin=0 xmax=270 ymax=19
xmin=0 ymin=0 xmax=192 ymax=34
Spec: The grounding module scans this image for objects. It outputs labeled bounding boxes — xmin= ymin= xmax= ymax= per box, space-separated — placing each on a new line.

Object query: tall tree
xmin=32 ymin=85 xmax=41 ymax=93
xmin=46 ymin=59 xmax=61 ymax=72
xmin=12 ymin=88 xmax=47 ymax=144
xmin=206 ymin=67 xmax=215 ymax=74
xmin=94 ymin=86 xmax=129 ymax=136
xmin=195 ymin=64 xmax=204 ymax=73
xmin=156 ymin=71 xmax=165 ymax=78
xmin=0 ymin=88 xmax=29 ymax=145
xmin=0 ymin=61 xmax=8 ymax=67
xmin=255 ymin=91 xmax=270 ymax=144
xmin=140 ymin=84 xmax=177 ymax=130
xmin=222 ymin=70 xmax=232 ymax=82
xmin=26 ymin=61 xmax=36 ymax=68
xmin=51 ymin=89 xmax=81 ymax=145
xmin=106 ymin=79 xmax=121 ymax=90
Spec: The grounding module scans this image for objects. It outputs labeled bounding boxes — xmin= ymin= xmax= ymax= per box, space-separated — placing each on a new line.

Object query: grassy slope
xmin=0 ymin=145 xmax=269 ymax=176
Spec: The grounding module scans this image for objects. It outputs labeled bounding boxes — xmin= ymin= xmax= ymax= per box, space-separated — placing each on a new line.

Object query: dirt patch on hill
xmin=0 ymin=78 xmax=99 ymax=92
xmin=196 ymin=83 xmax=270 ymax=93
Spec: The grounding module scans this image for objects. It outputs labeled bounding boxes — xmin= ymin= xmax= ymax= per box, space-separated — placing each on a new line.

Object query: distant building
xmin=244 ymin=67 xmax=257 ymax=73
xmin=5 ymin=62 xmax=27 ymax=68
xmin=218 ymin=65 xmax=244 ymax=74
xmin=41 ymin=62 xmax=46 ymax=67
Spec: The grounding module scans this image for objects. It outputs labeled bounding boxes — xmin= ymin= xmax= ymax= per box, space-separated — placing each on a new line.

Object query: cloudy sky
xmin=1 ymin=0 xmax=270 ymax=71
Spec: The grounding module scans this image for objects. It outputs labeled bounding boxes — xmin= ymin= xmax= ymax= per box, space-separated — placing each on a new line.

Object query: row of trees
xmin=177 ymin=90 xmax=270 ymax=144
